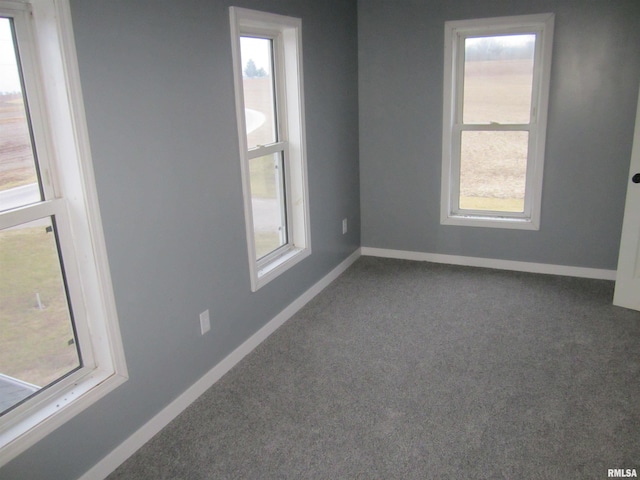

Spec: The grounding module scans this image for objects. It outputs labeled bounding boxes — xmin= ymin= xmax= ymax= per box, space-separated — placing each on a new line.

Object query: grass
xmin=254 ymin=231 xmax=281 ymax=260
xmin=0 ymin=224 xmax=80 ymax=388
xmin=249 ymin=155 xmax=282 ymax=258
xmin=249 ymin=154 xmax=277 ymax=199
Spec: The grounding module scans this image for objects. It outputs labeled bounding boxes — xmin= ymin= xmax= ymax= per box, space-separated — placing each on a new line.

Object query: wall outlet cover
xmin=199 ymin=310 xmax=211 ymax=335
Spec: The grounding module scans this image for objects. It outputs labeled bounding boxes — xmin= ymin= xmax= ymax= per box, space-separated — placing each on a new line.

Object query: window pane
xmin=249 ymin=152 xmax=286 ymax=259
xmin=459 ymin=131 xmax=528 ymax=212
xmin=463 ymin=34 xmax=535 ymax=124
xmin=0 ymin=217 xmax=81 ymax=414
xmin=241 ymin=36 xmax=277 ymax=149
xmin=0 ymin=18 xmax=41 ymax=213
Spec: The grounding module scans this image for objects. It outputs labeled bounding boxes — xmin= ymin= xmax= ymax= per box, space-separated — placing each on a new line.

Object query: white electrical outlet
xmin=342 ymin=218 xmax=348 ymax=234
xmin=199 ymin=309 xmax=211 ymax=335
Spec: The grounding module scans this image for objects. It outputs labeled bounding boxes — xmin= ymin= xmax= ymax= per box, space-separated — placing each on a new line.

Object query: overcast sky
xmin=0 ymin=18 xmax=21 ymax=93
xmin=240 ymin=36 xmax=272 ymax=75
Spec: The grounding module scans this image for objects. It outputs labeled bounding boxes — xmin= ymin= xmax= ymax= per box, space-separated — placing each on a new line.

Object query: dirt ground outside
xmin=459 ymin=59 xmax=533 ymax=212
xmin=0 ymin=94 xmax=37 ymax=191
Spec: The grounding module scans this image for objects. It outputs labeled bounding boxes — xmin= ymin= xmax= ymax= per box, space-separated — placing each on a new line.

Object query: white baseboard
xmin=80 ymin=248 xmax=361 ymax=480
xmin=361 ymin=247 xmax=616 ymax=280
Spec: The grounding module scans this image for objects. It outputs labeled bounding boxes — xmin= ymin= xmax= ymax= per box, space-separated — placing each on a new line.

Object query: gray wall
xmin=1 ymin=1 xmax=359 ymax=479
xmin=359 ymin=0 xmax=640 ymax=270
xmin=3 ymin=0 xmax=640 ymax=478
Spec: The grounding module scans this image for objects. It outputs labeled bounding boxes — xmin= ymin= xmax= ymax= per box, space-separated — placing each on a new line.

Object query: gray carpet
xmin=108 ymin=257 xmax=640 ymax=479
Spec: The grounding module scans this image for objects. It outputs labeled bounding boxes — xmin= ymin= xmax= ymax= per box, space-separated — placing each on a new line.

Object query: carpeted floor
xmin=108 ymin=257 xmax=640 ymax=479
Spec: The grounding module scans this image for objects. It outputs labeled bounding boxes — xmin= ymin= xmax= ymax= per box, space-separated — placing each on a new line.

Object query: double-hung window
xmin=0 ymin=0 xmax=126 ymax=464
xmin=441 ymin=14 xmax=554 ymax=229
xmin=230 ymin=7 xmax=310 ymax=291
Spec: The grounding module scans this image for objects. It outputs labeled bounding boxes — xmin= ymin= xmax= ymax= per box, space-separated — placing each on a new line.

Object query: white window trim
xmin=230 ymin=7 xmax=311 ymax=292
xmin=0 ymin=0 xmax=127 ymax=465
xmin=441 ymin=13 xmax=554 ymax=230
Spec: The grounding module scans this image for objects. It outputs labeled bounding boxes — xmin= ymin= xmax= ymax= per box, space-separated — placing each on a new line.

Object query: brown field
xmin=460 ymin=59 xmax=533 ymax=212
xmin=0 ymin=93 xmax=37 ymax=191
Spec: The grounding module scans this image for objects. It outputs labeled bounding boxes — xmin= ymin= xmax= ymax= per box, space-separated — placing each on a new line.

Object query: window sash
xmin=237 ymin=29 xmax=294 ymax=263
xmin=240 ymin=35 xmax=279 ymax=148
xmin=450 ymin=126 xmax=535 ymax=217
xmin=0 ymin=4 xmax=98 ymax=413
xmin=249 ymin=142 xmax=294 ymax=265
xmin=230 ymin=7 xmax=311 ymax=291
xmin=240 ymin=31 xmax=288 ymax=146
xmin=455 ymin=30 xmax=543 ymax=127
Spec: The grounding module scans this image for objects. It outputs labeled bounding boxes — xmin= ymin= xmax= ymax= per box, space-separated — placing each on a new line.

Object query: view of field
xmin=248 ymin=150 xmax=285 ymax=259
xmin=1 ymin=92 xmax=80 ymax=402
xmin=243 ymin=74 xmax=285 ymax=259
xmin=0 ymin=219 xmax=80 ymax=388
xmin=459 ymin=55 xmax=534 ymax=213
xmin=0 ymin=94 xmax=38 ymax=192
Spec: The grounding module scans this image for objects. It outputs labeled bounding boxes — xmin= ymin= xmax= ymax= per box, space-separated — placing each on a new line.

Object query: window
xmin=441 ymin=14 xmax=554 ymax=229
xmin=230 ymin=7 xmax=311 ymax=291
xmin=0 ymin=0 xmax=126 ymax=464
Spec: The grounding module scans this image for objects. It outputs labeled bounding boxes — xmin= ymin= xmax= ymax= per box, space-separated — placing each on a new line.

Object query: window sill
xmin=0 ymin=368 xmax=127 ymax=465
xmin=442 ymin=213 xmax=539 ymax=230
xmin=253 ymin=245 xmax=311 ymax=291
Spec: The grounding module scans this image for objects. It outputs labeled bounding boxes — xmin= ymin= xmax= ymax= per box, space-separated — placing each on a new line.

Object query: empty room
xmin=1 ymin=0 xmax=639 ymax=478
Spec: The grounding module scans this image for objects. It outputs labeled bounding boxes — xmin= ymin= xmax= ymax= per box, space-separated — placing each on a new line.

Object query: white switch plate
xmin=199 ymin=309 xmax=211 ymax=335
xmin=342 ymin=218 xmax=348 ymax=234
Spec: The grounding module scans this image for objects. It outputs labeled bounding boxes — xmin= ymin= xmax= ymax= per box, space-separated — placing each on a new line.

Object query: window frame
xmin=230 ymin=7 xmax=311 ymax=291
xmin=441 ymin=13 xmax=554 ymax=230
xmin=0 ymin=0 xmax=127 ymax=465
